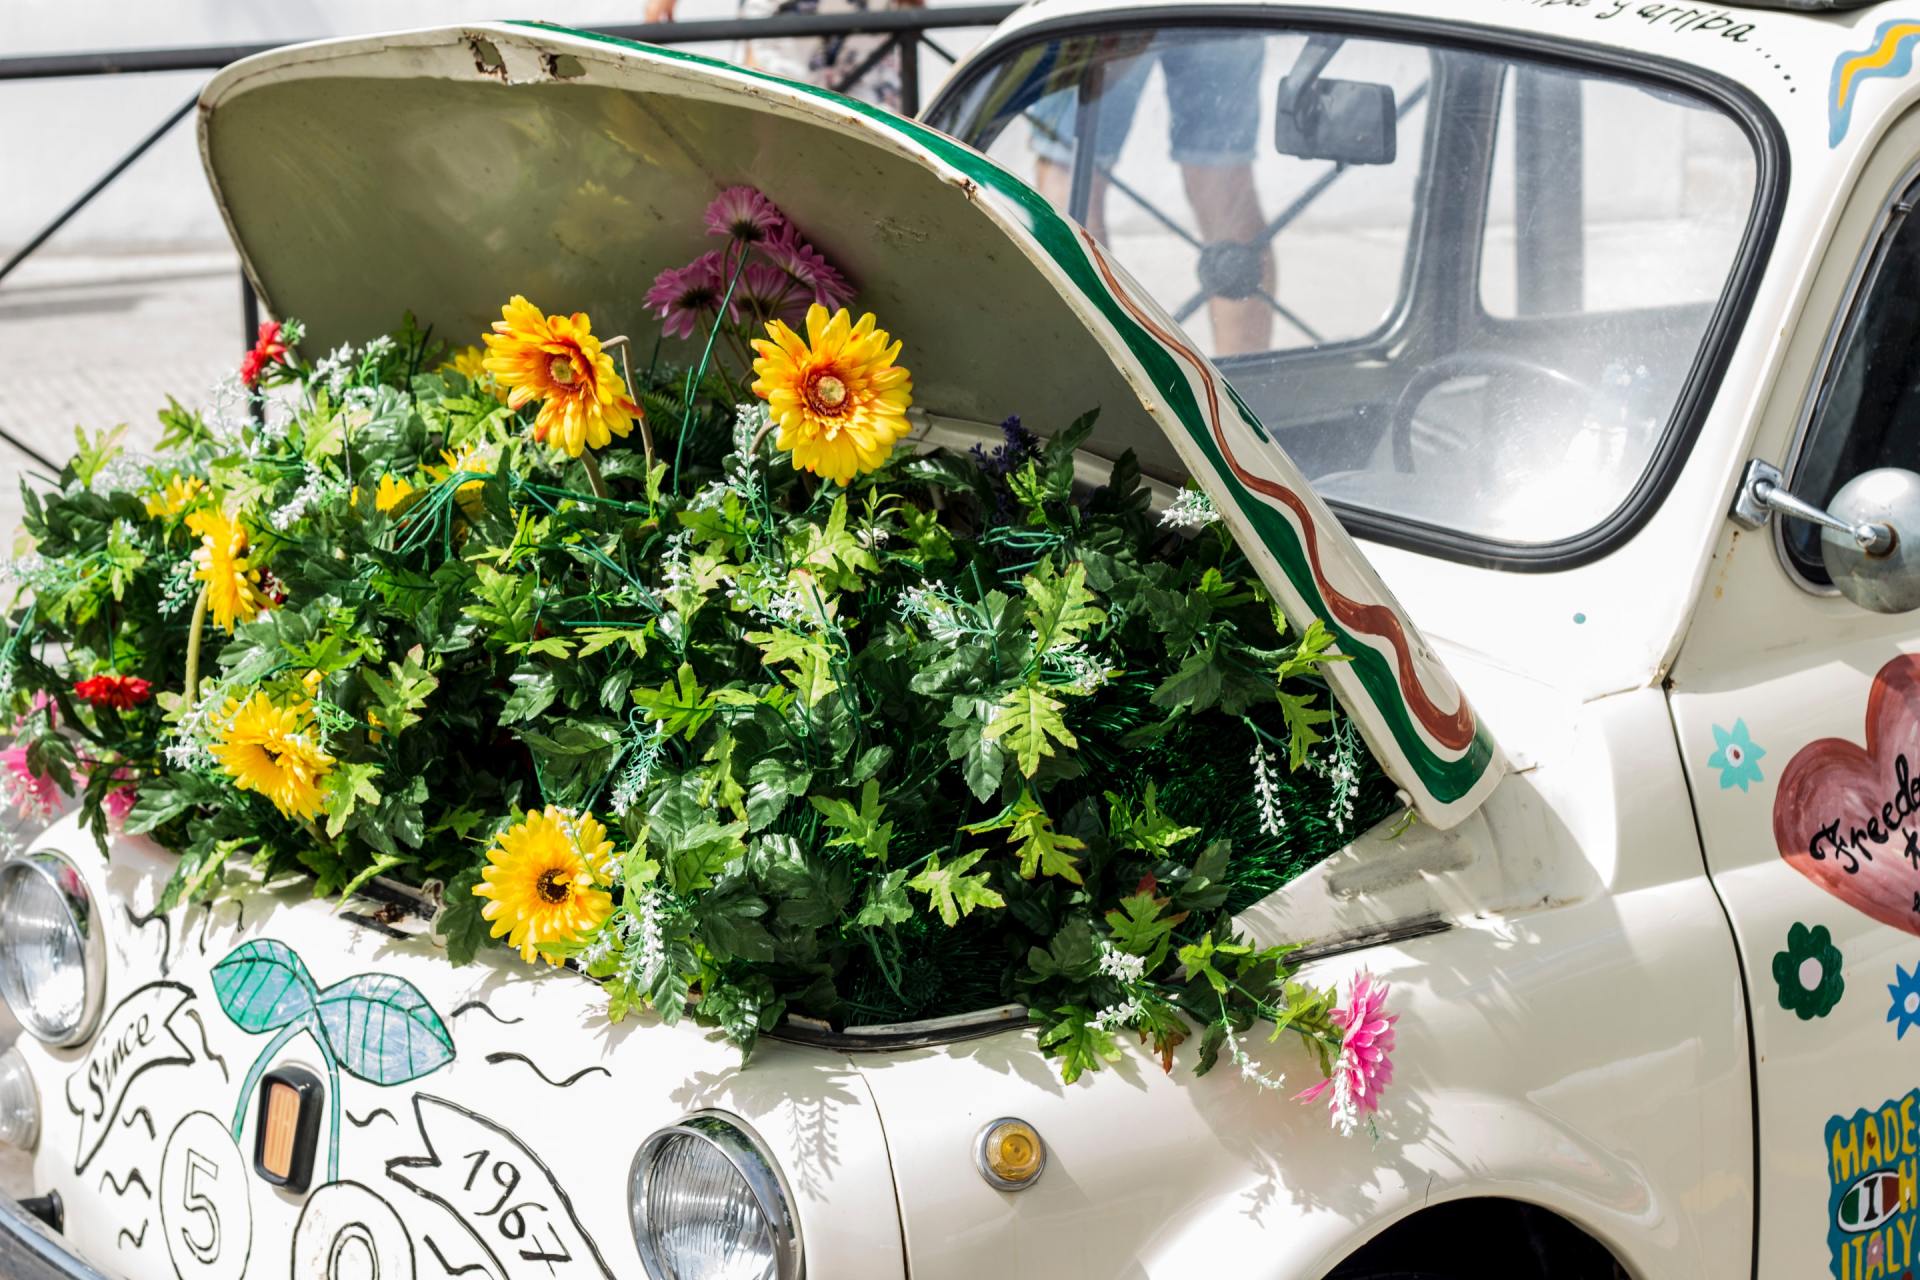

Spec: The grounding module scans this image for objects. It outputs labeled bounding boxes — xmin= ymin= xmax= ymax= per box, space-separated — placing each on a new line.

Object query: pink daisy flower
xmin=1294 ymin=971 xmax=1396 ymax=1134
xmin=1 ymin=746 xmax=60 ymax=821
xmin=730 ymin=260 xmax=810 ymax=327
xmin=704 ymin=186 xmax=788 ymax=244
xmin=758 ymin=228 xmax=855 ymax=312
xmin=645 ymin=251 xmax=726 ymax=341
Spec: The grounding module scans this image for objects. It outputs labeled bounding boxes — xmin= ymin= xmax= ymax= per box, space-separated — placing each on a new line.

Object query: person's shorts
xmin=1027 ymin=37 xmax=1263 ymax=169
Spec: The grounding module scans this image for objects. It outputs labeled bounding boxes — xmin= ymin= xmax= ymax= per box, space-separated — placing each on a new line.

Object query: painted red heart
xmin=1774 ymin=653 xmax=1920 ymax=937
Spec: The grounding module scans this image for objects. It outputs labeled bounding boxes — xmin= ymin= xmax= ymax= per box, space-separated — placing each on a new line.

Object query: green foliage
xmin=1 ymin=316 xmax=1402 ymax=1086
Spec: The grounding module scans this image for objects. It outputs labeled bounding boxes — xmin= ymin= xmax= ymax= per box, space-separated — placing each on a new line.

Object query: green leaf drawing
xmin=315 ymin=974 xmax=456 ymax=1086
xmin=210 ymin=939 xmax=319 ymax=1033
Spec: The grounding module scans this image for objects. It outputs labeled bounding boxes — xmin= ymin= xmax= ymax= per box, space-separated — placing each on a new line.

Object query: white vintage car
xmin=4 ymin=0 xmax=1920 ymax=1275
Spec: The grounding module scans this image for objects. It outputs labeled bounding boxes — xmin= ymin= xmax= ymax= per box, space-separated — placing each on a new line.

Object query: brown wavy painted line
xmin=1080 ymin=233 xmax=1475 ymax=753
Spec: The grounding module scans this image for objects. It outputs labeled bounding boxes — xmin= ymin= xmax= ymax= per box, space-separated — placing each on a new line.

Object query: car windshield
xmin=926 ymin=23 xmax=1764 ymax=548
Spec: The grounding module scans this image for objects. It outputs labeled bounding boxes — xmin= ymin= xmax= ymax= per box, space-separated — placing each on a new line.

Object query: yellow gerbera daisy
xmin=211 ymin=693 xmax=334 ymax=821
xmin=186 ymin=508 xmax=270 ymax=633
xmin=473 ymin=807 xmax=615 ymax=965
xmin=750 ymin=304 xmax=913 ymax=486
xmin=423 ymin=441 xmax=497 ymax=517
xmin=480 ymin=296 xmax=641 ymax=458
xmin=441 ymin=344 xmax=491 ymax=384
xmin=143 ymin=474 xmax=205 ymax=520
xmin=372 ymin=473 xmax=415 ymax=513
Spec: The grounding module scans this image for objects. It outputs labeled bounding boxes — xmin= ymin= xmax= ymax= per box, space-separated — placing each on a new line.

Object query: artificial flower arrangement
xmin=0 ymin=187 xmax=1398 ymax=1130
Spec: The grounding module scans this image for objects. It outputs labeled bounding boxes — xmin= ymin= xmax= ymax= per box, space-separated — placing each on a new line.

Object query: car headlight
xmin=630 ymin=1112 xmax=802 ymax=1280
xmin=0 ymin=1047 xmax=40 ymax=1149
xmin=0 ymin=851 xmax=105 ymax=1047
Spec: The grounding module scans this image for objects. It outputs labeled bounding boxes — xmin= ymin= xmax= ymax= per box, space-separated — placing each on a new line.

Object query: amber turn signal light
xmin=253 ymin=1066 xmax=324 ymax=1193
xmin=975 ymin=1117 xmax=1046 ymax=1191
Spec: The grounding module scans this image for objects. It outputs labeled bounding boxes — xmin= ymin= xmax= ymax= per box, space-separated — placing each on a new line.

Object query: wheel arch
xmin=1324 ymin=1195 xmax=1631 ymax=1280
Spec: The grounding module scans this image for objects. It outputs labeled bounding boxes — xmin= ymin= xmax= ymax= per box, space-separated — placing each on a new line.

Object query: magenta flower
xmin=1294 ymin=971 xmax=1396 ymax=1134
xmin=705 ymin=186 xmax=788 ymax=244
xmin=759 ymin=228 xmax=855 ymax=312
xmin=0 ymin=746 xmax=59 ymax=821
xmin=645 ymin=251 xmax=726 ymax=340
xmin=731 ymin=260 xmax=810 ymax=327
xmin=103 ymin=784 xmax=138 ymax=831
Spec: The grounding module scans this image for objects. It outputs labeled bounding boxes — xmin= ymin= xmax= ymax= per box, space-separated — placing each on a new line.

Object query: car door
xmin=1668 ymin=107 xmax=1920 ymax=1280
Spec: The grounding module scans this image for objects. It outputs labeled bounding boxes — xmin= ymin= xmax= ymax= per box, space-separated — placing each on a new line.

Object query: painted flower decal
xmin=750 ymin=304 xmax=914 ymax=486
xmin=1773 ymin=921 xmax=1845 ymax=1020
xmin=1707 ymin=719 xmax=1766 ymax=792
xmin=473 ymin=808 xmax=615 ymax=966
xmin=1889 ymin=961 xmax=1920 ymax=1040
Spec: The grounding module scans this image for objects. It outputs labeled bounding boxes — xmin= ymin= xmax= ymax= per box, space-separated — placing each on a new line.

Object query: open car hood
xmin=197 ymin=21 xmax=1500 ymax=827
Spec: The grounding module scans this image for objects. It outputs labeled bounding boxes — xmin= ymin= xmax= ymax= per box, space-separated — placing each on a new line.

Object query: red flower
xmin=73 ymin=674 xmax=153 ymax=712
xmin=255 ymin=568 xmax=288 ymax=605
xmin=240 ymin=321 xmax=289 ymax=387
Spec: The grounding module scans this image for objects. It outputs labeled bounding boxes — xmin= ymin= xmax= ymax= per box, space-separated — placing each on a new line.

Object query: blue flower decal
xmin=1890 ymin=963 xmax=1920 ymax=1040
xmin=1708 ymin=720 xmax=1767 ymax=792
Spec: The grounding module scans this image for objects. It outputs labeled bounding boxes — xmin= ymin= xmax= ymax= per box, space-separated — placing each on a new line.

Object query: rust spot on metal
xmin=468 ymin=35 xmax=509 ymax=82
xmin=542 ymin=52 xmax=586 ymax=80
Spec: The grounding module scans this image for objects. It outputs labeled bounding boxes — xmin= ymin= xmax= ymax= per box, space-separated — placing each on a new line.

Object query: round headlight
xmin=0 ymin=851 xmax=105 ymax=1046
xmin=0 ymin=1046 xmax=40 ymax=1149
xmin=630 ymin=1113 xmax=802 ymax=1280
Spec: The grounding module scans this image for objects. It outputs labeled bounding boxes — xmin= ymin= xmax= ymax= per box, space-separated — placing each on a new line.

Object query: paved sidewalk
xmin=0 ymin=251 xmax=246 ymax=548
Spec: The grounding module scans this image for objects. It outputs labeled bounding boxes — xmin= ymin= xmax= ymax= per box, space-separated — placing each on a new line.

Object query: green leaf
xmin=1104 ymin=882 xmax=1186 ymax=969
xmin=210 ymin=939 xmax=319 ymax=1034
xmin=648 ymin=788 xmax=748 ymax=895
xmin=745 ymin=757 xmax=812 ymax=831
xmin=498 ymin=666 xmax=557 ymax=724
xmin=1277 ymin=689 xmax=1333 ymax=770
xmin=633 ymin=663 xmax=715 ymax=740
xmin=574 ymin=625 xmax=649 ymax=658
xmin=908 ymin=850 xmax=1005 ymax=926
xmin=321 ymin=762 xmax=383 ymax=840
xmin=336 ymin=852 xmax=407 ymax=903
xmin=965 ymin=790 xmax=1085 ymax=884
xmin=363 ymin=644 xmax=439 ymax=736
xmin=315 ymin=973 xmax=455 ymax=1085
xmin=1105 ymin=783 xmax=1200 ymax=856
xmin=1037 ymin=1005 xmax=1122 ymax=1084
xmin=1023 ymin=558 xmax=1106 ymax=655
xmin=747 ymin=628 xmax=839 ymax=708
xmin=1276 ymin=618 xmax=1349 ymax=683
xmin=855 ymin=868 xmax=914 ymax=927
xmin=464 ymin=563 xmax=537 ymax=647
xmin=439 ymin=864 xmax=489 ymax=965
xmin=983 ymin=681 xmax=1077 ymax=778
xmin=1176 ymin=932 xmax=1252 ymax=996
xmin=809 ymin=779 xmax=893 ymax=864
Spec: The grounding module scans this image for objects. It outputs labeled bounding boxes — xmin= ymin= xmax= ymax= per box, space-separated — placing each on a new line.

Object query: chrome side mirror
xmin=1733 ymin=459 xmax=1920 ymax=613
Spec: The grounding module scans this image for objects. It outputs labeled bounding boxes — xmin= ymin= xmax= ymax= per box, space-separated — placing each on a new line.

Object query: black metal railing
xmin=0 ymin=6 xmax=1016 ymax=472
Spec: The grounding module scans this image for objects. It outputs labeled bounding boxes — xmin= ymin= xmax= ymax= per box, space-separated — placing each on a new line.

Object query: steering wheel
xmin=1388 ymin=351 xmax=1602 ymax=474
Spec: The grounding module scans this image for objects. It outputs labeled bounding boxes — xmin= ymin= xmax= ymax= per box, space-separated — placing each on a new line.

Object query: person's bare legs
xmin=1181 ymin=163 xmax=1273 ymax=355
xmin=1035 ymin=158 xmax=1110 ymax=242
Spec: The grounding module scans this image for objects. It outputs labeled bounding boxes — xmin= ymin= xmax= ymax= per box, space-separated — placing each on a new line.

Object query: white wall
xmin=0 ymin=0 xmax=986 ymax=255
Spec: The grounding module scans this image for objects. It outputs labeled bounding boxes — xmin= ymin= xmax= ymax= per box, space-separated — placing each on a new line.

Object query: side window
xmin=1785 ymin=184 xmax=1920 ymax=584
xmin=1480 ymin=66 xmax=1754 ymax=318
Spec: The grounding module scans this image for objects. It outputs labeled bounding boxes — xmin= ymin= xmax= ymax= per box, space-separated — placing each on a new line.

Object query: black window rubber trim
xmin=923 ymin=5 xmax=1791 ymax=574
